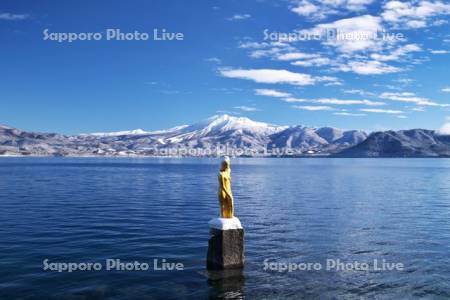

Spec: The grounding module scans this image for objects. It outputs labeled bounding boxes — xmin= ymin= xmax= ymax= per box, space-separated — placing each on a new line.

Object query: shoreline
xmin=1 ymin=155 xmax=449 ymax=159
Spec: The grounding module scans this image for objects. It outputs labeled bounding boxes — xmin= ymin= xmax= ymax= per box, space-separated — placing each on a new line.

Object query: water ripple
xmin=1 ymin=157 xmax=450 ymax=299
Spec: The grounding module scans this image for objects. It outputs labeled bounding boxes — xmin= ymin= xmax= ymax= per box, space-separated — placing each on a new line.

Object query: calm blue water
xmin=1 ymin=158 xmax=450 ymax=299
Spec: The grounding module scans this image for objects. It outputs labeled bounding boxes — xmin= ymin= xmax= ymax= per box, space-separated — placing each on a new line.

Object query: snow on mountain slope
xmin=85 ymin=125 xmax=189 ymax=137
xmin=0 ymin=115 xmax=370 ymax=156
xmin=88 ymin=129 xmax=151 ymax=137
xmin=270 ymin=126 xmax=328 ymax=149
xmin=336 ymin=129 xmax=450 ymax=157
xmin=159 ymin=114 xmax=288 ymax=146
xmin=179 ymin=114 xmax=284 ymax=135
xmin=315 ymin=127 xmax=344 ymax=143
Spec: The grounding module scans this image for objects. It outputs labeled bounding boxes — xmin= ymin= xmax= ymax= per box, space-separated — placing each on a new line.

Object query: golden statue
xmin=218 ymin=156 xmax=234 ymax=218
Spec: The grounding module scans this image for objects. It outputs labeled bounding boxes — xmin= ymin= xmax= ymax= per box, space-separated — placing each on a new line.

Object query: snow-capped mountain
xmin=150 ymin=114 xmax=287 ymax=147
xmin=185 ymin=114 xmax=286 ymax=136
xmin=0 ymin=115 xmax=368 ymax=156
xmin=337 ymin=129 xmax=450 ymax=157
xmin=85 ymin=125 xmax=190 ymax=137
xmin=269 ymin=125 xmax=367 ymax=152
xmin=87 ymin=129 xmax=151 ymax=137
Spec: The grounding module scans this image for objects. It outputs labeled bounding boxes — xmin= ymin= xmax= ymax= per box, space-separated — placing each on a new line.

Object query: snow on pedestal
xmin=208 ymin=217 xmax=243 ymax=230
xmin=207 ymin=217 xmax=245 ymax=270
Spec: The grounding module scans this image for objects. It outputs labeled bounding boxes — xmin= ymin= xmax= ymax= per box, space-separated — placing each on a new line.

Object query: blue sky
xmin=1 ymin=0 xmax=450 ymax=134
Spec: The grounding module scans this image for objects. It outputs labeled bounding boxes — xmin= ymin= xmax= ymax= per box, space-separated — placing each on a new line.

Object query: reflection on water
xmin=0 ymin=157 xmax=450 ymax=299
xmin=205 ymin=268 xmax=245 ymax=300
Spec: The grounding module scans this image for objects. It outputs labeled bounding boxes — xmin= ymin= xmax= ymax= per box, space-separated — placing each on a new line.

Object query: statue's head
xmin=220 ymin=156 xmax=230 ymax=171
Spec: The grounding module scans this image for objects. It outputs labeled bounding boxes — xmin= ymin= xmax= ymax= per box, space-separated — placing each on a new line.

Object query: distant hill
xmin=269 ymin=125 xmax=367 ymax=153
xmin=335 ymin=129 xmax=450 ymax=157
xmin=2 ymin=117 xmax=450 ymax=157
xmin=0 ymin=115 xmax=367 ymax=157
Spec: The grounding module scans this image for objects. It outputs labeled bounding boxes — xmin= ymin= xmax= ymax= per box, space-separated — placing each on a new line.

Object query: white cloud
xmin=293 ymin=0 xmax=318 ymax=13
xmin=339 ymin=60 xmax=401 ymax=75
xmin=343 ymin=89 xmax=376 ymax=96
xmin=205 ymin=57 xmax=221 ymax=63
xmin=361 ymin=108 xmax=404 ymax=114
xmin=314 ymin=98 xmax=385 ymax=106
xmin=431 ymin=50 xmax=449 ymax=54
xmin=379 ymin=92 xmax=446 ymax=106
xmin=282 ymin=97 xmax=384 ymax=106
xmin=291 ymin=1 xmax=337 ymax=19
xmin=220 ymin=68 xmax=336 ymax=86
xmin=397 ymin=115 xmax=408 ymax=118
xmin=337 ymin=44 xmax=422 ymax=75
xmin=257 ymin=89 xmax=384 ymax=106
xmin=370 ymin=44 xmax=421 ymax=61
xmin=295 ymin=16 xmax=424 ymax=75
xmin=227 ymin=14 xmax=251 ymax=21
xmin=234 ymin=106 xmax=259 ymax=112
xmin=412 ymin=107 xmax=426 ymax=112
xmin=291 ymin=57 xmax=332 ymax=67
xmin=395 ymin=78 xmax=414 ymax=85
xmin=292 ymin=105 xmax=335 ymax=111
xmin=276 ymin=52 xmax=320 ymax=61
xmin=301 ymin=15 xmax=384 ymax=53
xmin=324 ymin=81 xmax=344 ymax=86
xmin=0 ymin=12 xmax=29 ymax=20
xmin=346 ymin=0 xmax=375 ymax=11
xmin=433 ymin=19 xmax=448 ymax=26
xmin=437 ymin=117 xmax=450 ymax=135
xmin=216 ymin=110 xmax=240 ymax=115
xmin=290 ymin=0 xmax=374 ymax=20
xmin=334 ymin=112 xmax=367 ymax=116
xmin=406 ymin=20 xmax=427 ymax=28
xmin=255 ymin=89 xmax=292 ymax=98
xmin=316 ymin=75 xmax=342 ymax=85
xmin=238 ymin=41 xmax=295 ymax=59
xmin=282 ymin=97 xmax=307 ymax=103
xmin=376 ymin=83 xmax=403 ymax=91
xmin=382 ymin=1 xmax=450 ymax=29
xmin=442 ymin=87 xmax=450 ymax=92
xmin=238 ymin=41 xmax=270 ymax=49
xmin=249 ymin=48 xmax=282 ymax=59
xmin=437 ymin=123 xmax=450 ymax=134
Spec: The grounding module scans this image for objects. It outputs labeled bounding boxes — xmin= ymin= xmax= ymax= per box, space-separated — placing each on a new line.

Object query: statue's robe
xmin=218 ymin=169 xmax=234 ymax=218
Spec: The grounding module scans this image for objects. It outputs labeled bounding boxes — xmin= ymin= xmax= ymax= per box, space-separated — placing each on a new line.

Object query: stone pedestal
xmin=207 ymin=217 xmax=245 ymax=270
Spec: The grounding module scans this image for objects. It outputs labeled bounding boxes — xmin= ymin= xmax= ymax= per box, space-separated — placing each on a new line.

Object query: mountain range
xmin=337 ymin=129 xmax=450 ymax=157
xmin=0 ymin=114 xmax=449 ymax=157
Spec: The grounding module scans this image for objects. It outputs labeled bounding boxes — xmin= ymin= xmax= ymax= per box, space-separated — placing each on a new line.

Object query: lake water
xmin=1 ymin=158 xmax=450 ymax=299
